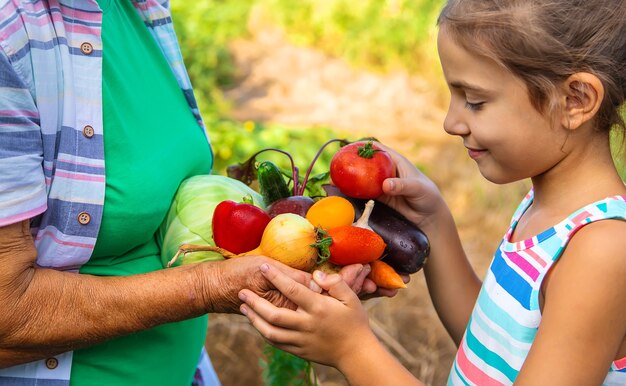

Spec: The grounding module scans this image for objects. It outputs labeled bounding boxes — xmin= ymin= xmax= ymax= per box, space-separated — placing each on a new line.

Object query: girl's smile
xmin=465 ymin=146 xmax=487 ymax=160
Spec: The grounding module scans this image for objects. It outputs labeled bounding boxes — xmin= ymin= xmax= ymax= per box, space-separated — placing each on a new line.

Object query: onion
xmin=252 ymin=213 xmax=318 ymax=271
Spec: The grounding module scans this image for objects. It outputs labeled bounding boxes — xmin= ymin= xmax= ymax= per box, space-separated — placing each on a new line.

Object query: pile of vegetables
xmin=162 ymin=139 xmax=430 ymax=287
xmin=158 ymin=139 xmax=430 ymax=385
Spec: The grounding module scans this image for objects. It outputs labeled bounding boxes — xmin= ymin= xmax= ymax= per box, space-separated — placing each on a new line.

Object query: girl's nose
xmin=443 ymin=104 xmax=470 ymax=137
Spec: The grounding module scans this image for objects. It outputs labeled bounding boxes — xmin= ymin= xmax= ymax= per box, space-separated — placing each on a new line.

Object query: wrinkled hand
xmin=337 ymin=263 xmax=371 ymax=294
xmin=204 ymin=255 xmax=315 ymax=313
xmin=239 ymin=264 xmax=375 ymax=367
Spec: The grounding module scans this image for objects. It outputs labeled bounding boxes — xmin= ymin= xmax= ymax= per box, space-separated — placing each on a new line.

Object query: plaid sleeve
xmin=0 ymin=45 xmax=47 ymax=227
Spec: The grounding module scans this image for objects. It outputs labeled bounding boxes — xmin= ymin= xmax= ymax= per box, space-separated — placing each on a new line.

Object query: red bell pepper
xmin=212 ymin=200 xmax=271 ymax=254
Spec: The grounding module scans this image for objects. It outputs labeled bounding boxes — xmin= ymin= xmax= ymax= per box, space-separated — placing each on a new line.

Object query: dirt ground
xmin=205 ymin=28 xmax=530 ymax=386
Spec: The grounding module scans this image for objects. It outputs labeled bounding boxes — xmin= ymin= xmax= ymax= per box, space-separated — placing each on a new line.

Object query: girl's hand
xmin=374 ymin=144 xmax=479 ymax=343
xmin=338 ymin=263 xmax=410 ymax=299
xmin=375 ymin=143 xmax=450 ymax=233
xmin=238 ymin=264 xmax=377 ymax=367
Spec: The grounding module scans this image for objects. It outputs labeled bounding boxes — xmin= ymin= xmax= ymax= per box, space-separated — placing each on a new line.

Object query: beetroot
xmin=266 ymin=196 xmax=315 ymax=218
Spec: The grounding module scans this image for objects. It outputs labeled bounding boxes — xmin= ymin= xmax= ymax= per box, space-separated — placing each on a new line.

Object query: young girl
xmin=237 ymin=0 xmax=626 ymax=384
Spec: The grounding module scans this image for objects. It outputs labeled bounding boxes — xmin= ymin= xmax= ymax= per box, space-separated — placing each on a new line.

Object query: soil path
xmin=224 ymin=29 xmax=450 ymax=155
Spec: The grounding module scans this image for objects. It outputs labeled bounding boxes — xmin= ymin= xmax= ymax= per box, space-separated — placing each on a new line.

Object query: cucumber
xmin=257 ymin=161 xmax=291 ymax=205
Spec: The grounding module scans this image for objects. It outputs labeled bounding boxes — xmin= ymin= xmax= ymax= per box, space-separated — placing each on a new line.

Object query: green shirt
xmin=72 ymin=0 xmax=213 ymax=384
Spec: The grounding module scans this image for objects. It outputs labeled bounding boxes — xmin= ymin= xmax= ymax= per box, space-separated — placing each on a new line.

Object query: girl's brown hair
xmin=438 ymin=0 xmax=626 ymax=133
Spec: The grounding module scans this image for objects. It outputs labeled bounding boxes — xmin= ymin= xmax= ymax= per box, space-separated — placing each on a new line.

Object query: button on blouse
xmin=77 ymin=212 xmax=91 ymax=225
xmin=82 ymin=125 xmax=95 ymax=138
xmin=80 ymin=42 xmax=94 ymax=55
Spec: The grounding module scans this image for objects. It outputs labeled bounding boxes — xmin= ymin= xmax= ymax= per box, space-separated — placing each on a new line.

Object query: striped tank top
xmin=448 ymin=191 xmax=626 ymax=385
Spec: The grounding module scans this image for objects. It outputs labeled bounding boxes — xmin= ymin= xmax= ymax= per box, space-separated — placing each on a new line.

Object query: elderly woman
xmin=0 ymin=1 xmax=375 ymax=385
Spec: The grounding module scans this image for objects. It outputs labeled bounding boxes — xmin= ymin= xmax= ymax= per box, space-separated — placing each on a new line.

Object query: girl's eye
xmin=465 ymin=101 xmax=485 ymax=111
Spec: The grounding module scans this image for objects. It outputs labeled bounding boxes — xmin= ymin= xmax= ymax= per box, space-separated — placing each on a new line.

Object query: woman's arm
xmin=377 ymin=145 xmax=482 ymax=343
xmin=240 ymin=264 xmax=424 ymax=386
xmin=515 ymin=220 xmax=626 ymax=385
xmin=0 ymin=220 xmax=316 ymax=368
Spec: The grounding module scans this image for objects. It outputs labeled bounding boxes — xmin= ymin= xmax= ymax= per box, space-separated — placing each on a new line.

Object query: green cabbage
xmin=158 ymin=174 xmax=264 ymax=267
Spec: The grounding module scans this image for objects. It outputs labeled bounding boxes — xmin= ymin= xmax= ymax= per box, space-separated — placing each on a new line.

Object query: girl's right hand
xmin=377 ymin=144 xmax=481 ymax=344
xmin=238 ymin=264 xmax=378 ymax=368
xmin=376 ymin=143 xmax=450 ymax=233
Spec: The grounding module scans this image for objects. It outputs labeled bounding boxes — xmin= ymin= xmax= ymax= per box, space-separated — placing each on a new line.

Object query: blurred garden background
xmin=170 ymin=1 xmax=624 ymax=385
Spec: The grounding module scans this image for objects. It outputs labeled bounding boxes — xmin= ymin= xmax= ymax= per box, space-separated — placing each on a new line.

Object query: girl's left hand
xmin=238 ymin=264 xmax=378 ymax=368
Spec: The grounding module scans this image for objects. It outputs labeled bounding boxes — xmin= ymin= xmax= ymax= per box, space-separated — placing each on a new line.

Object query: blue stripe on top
xmin=490 ymin=249 xmax=533 ymax=310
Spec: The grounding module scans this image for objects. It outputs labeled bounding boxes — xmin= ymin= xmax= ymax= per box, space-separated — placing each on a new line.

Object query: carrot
xmin=327 ymin=225 xmax=386 ymax=266
xmin=368 ymin=259 xmax=406 ymax=289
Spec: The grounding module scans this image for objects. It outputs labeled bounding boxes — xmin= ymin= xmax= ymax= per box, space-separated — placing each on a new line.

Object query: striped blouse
xmin=0 ymin=0 xmax=205 ymax=266
xmin=0 ymin=1 xmax=215 ymax=384
xmin=448 ymin=191 xmax=626 ymax=385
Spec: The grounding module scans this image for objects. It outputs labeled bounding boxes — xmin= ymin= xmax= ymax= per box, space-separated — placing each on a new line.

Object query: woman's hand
xmin=238 ymin=264 xmax=375 ymax=367
xmin=204 ymin=256 xmax=372 ymax=313
xmin=359 ymin=270 xmax=411 ymax=300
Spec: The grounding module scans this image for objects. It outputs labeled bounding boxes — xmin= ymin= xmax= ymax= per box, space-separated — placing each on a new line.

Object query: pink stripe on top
xmin=507 ymin=251 xmax=540 ymax=281
xmin=524 ymin=249 xmax=547 ymax=268
xmin=571 ymin=210 xmax=592 ymax=226
xmin=456 ymin=343 xmax=505 ymax=386
xmin=613 ymin=357 xmax=626 ymax=371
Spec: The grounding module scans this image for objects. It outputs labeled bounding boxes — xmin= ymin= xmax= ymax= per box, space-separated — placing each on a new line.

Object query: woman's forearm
xmin=0 ymin=221 xmax=224 ymax=368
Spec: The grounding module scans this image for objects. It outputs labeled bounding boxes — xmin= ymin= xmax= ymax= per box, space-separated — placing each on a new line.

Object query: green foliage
xmin=171 ymin=1 xmax=254 ymax=119
xmin=611 ymin=122 xmax=626 ymax=181
xmin=209 ymin=120 xmax=341 ymax=178
xmin=170 ymin=0 xmax=444 ymax=179
xmin=170 ymin=2 xmax=350 ymax=178
xmin=620 ymin=110 xmax=626 ymax=180
xmin=257 ymin=0 xmax=444 ymax=75
xmin=261 ymin=345 xmax=317 ymax=386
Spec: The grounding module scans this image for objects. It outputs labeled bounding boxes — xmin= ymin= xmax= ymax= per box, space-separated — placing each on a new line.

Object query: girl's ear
xmin=560 ymin=73 xmax=604 ymax=131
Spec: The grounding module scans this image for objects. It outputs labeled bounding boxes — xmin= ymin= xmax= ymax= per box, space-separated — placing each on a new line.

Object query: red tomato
xmin=329 ymin=141 xmax=396 ymax=199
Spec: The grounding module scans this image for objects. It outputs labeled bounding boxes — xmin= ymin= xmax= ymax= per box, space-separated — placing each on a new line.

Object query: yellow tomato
xmin=305 ymin=196 xmax=355 ymax=230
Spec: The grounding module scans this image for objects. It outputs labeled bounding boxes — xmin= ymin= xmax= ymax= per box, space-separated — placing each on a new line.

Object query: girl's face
xmin=437 ymin=27 xmax=568 ymax=184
